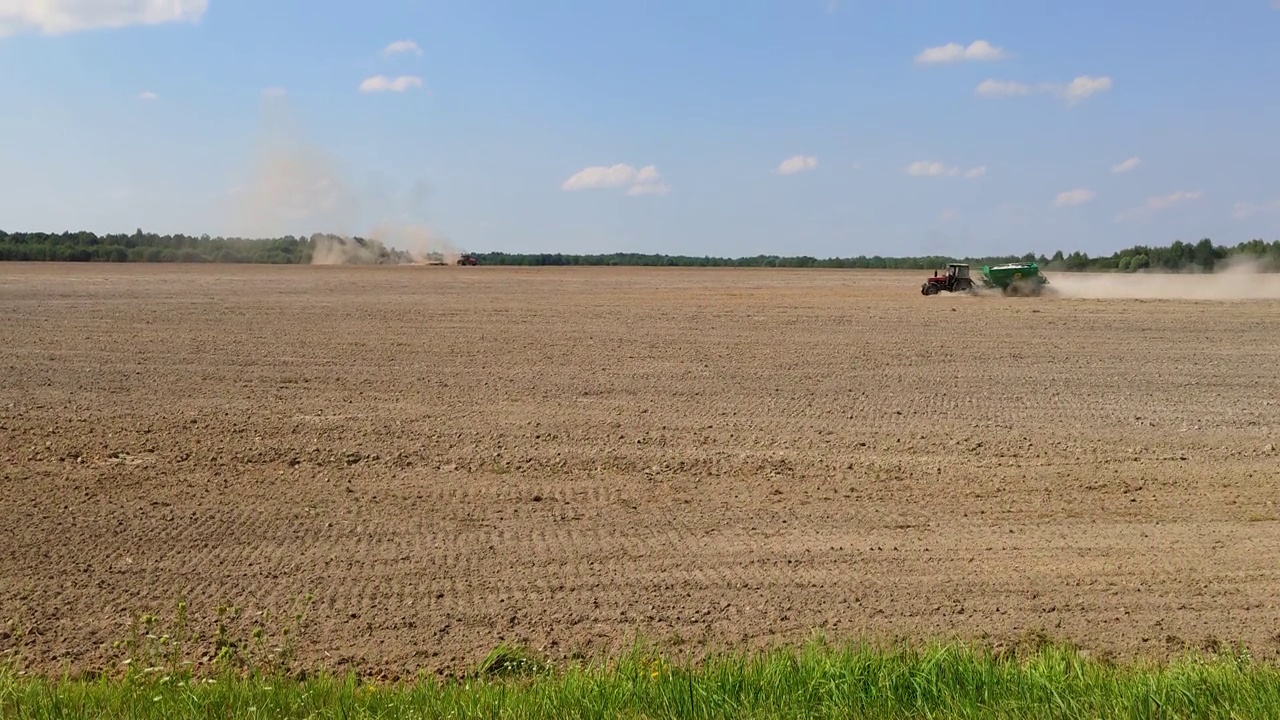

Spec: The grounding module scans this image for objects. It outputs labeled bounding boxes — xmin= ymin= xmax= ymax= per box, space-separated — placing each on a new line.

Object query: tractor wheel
xmin=921 ymin=282 xmax=939 ymax=296
xmin=954 ymin=278 xmax=973 ymax=292
xmin=1006 ymin=272 xmax=1025 ymax=297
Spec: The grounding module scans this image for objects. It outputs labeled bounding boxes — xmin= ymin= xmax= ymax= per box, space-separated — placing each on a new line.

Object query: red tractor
xmin=921 ymin=263 xmax=975 ymax=295
xmin=456 ymin=254 xmax=479 ymax=266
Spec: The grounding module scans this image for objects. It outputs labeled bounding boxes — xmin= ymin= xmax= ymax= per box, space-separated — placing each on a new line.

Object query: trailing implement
xmin=980 ymin=262 xmax=1050 ymax=296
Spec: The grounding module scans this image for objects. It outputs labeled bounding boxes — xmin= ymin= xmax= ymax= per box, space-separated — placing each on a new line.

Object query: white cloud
xmin=1111 ymin=157 xmax=1141 ymax=174
xmin=775 ymin=155 xmax=817 ymax=175
xmin=381 ymin=40 xmax=422 ymax=57
xmin=1116 ymin=190 xmax=1202 ymax=221
xmin=1061 ymin=75 xmax=1112 ymax=103
xmin=905 ymin=161 xmax=985 ymax=179
xmin=562 ymin=163 xmax=669 ymax=196
xmin=1273 ymin=0 xmax=1280 ymax=9
xmin=1231 ymin=198 xmax=1280 ymax=219
xmin=906 ymin=161 xmax=952 ymax=177
xmin=261 ymin=86 xmax=287 ymax=97
xmin=0 ymin=0 xmax=206 ymax=36
xmin=974 ymin=79 xmax=1030 ymax=97
xmin=1054 ymin=188 xmax=1096 ymax=207
xmin=1146 ymin=190 xmax=1201 ymax=209
xmin=359 ymin=75 xmax=423 ymax=93
xmin=633 ymin=165 xmax=660 ymax=184
xmin=915 ymin=40 xmax=1007 ymax=65
xmin=974 ymin=75 xmax=1113 ymax=104
xmin=137 ymin=90 xmax=158 ymax=101
xmin=563 ymin=164 xmax=639 ymax=190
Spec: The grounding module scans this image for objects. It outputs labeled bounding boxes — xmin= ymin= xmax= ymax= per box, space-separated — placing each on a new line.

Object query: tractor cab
xmin=921 ymin=262 xmax=975 ymax=295
xmin=928 ymin=263 xmax=969 ymax=282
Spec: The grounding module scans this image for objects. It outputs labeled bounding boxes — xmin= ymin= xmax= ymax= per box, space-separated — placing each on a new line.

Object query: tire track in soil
xmin=2 ymin=264 xmax=1280 ymax=676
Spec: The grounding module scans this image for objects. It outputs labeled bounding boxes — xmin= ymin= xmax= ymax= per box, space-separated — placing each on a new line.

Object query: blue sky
xmin=1 ymin=1 xmax=1278 ymax=258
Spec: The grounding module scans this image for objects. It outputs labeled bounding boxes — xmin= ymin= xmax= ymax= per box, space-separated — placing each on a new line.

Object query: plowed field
xmin=2 ymin=263 xmax=1279 ymax=677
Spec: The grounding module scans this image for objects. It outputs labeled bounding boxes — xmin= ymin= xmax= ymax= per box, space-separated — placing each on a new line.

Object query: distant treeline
xmin=0 ymin=230 xmax=410 ymax=265
xmin=468 ymin=238 xmax=1280 ymax=272
xmin=2 ymin=229 xmax=1278 ymax=273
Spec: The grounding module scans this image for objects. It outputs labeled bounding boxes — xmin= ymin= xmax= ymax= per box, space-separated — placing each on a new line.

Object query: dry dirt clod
xmin=3 ymin=264 xmax=1279 ymax=678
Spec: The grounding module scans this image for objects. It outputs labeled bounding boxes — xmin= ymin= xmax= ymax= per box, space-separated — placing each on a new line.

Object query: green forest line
xmin=2 ymin=229 xmax=1279 ymax=273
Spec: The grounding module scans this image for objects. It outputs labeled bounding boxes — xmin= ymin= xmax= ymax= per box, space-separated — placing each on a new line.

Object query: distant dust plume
xmin=309 ymin=234 xmax=410 ymax=265
xmin=224 ymin=90 xmax=460 ymax=265
xmin=367 ymin=222 xmax=462 ymax=265
xmin=226 ymin=92 xmax=360 ymax=239
xmin=1050 ymin=256 xmax=1280 ymax=300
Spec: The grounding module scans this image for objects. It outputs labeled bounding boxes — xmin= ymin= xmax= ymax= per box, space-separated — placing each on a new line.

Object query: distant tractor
xmin=456 ymin=254 xmax=479 ymax=266
xmin=980 ymin=261 xmax=1049 ymax=296
xmin=920 ymin=263 xmax=976 ymax=295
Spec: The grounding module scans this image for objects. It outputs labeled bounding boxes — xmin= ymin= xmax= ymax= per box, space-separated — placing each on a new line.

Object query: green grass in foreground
xmin=3 ymin=639 xmax=1279 ymax=719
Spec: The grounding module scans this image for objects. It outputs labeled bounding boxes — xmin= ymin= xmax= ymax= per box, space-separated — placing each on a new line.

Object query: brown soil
xmin=2 ymin=263 xmax=1279 ymax=678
